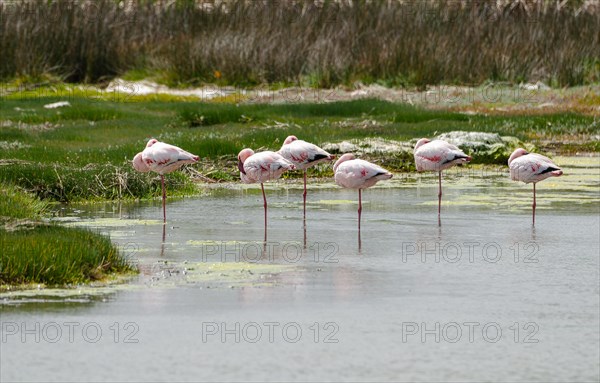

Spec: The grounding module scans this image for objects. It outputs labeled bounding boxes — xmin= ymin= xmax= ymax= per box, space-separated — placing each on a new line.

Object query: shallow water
xmin=2 ymin=157 xmax=599 ymax=382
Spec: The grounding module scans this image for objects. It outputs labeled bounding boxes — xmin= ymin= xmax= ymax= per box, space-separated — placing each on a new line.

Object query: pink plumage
xmin=238 ymin=149 xmax=295 ymax=184
xmin=278 ymin=135 xmax=334 ymax=219
xmin=413 ymin=138 xmax=472 ymax=225
xmin=279 ymin=135 xmax=334 ymax=170
xmin=133 ymin=138 xmax=199 ymax=174
xmin=508 ymin=148 xmax=563 ymax=225
xmin=238 ymin=148 xmax=295 ymax=229
xmin=333 ymin=153 xmax=393 ymax=189
xmin=508 ymin=148 xmax=563 ymax=184
xmin=132 ymin=139 xmax=199 ymax=224
xmin=414 ymin=138 xmax=471 ymax=171
xmin=333 ymin=153 xmax=392 ymax=229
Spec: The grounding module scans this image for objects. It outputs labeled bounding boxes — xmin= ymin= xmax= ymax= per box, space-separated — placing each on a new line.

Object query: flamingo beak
xmin=238 ymin=158 xmax=246 ymax=175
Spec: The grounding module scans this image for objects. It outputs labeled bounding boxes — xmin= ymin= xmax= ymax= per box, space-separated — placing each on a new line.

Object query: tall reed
xmin=1 ymin=0 xmax=598 ymax=87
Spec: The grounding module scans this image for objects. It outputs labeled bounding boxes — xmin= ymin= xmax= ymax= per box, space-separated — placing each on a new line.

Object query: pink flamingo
xmin=413 ymin=138 xmax=472 ymax=225
xmin=279 ymin=135 xmax=334 ymax=218
xmin=508 ymin=148 xmax=563 ymax=225
xmin=238 ymin=149 xmax=295 ymax=228
xmin=333 ymin=153 xmax=393 ymax=229
xmin=132 ymin=139 xmax=199 ymax=224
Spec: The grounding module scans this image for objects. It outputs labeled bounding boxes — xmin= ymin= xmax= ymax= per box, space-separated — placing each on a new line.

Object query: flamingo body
xmin=508 ymin=149 xmax=563 ymax=184
xmin=333 ymin=153 xmax=392 ymax=230
xmin=135 ymin=139 xmax=199 ymax=174
xmin=333 ymin=154 xmax=393 ymax=189
xmin=413 ymin=138 xmax=472 ymax=225
xmin=278 ymin=135 xmax=334 ymax=219
xmin=278 ymin=135 xmax=334 ymax=170
xmin=132 ymin=139 xmax=199 ymax=224
xmin=238 ymin=148 xmax=295 ymax=230
xmin=414 ymin=139 xmax=471 ymax=172
xmin=508 ymin=148 xmax=563 ymax=225
xmin=238 ymin=149 xmax=295 ymax=184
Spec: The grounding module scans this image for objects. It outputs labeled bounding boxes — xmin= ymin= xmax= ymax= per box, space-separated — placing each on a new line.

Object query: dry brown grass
xmin=1 ymin=1 xmax=599 ymax=87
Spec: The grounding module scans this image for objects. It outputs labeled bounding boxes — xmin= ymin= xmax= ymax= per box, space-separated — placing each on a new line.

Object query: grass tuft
xmin=0 ymin=184 xmax=136 ymax=287
xmin=1 ymin=225 xmax=132 ymax=286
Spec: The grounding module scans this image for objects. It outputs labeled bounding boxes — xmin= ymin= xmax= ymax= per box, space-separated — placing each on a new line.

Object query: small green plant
xmin=0 ymin=184 xmax=136 ymax=287
xmin=1 ymin=225 xmax=133 ymax=286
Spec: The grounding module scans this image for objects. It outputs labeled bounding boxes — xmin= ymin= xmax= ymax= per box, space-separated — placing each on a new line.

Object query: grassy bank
xmin=0 ymin=90 xmax=598 ymax=202
xmin=0 ymin=184 xmax=135 ymax=288
xmin=1 ymin=0 xmax=599 ymax=87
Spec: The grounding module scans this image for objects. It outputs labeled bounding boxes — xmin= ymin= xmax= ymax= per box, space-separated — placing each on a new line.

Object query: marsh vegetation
xmin=1 ymin=0 xmax=598 ymax=87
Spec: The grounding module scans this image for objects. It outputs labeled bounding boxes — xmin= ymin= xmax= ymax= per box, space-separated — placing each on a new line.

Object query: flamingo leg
xmin=438 ymin=171 xmax=442 ymax=226
xmin=532 ymin=183 xmax=536 ymax=226
xmin=261 ymin=183 xmax=267 ymax=229
xmin=358 ymin=189 xmax=362 ymax=230
xmin=160 ymin=224 xmax=166 ymax=257
xmin=303 ymin=170 xmax=307 ymax=219
xmin=303 ymin=221 xmax=307 ymax=249
xmin=358 ymin=227 xmax=362 ymax=251
xmin=161 ymin=174 xmax=166 ymax=224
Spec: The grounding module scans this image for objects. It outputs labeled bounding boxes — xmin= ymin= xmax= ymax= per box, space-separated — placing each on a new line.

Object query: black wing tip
xmin=308 ymin=154 xmax=332 ymax=163
xmin=539 ymin=166 xmax=561 ymax=174
xmin=442 ymin=155 xmax=471 ymax=165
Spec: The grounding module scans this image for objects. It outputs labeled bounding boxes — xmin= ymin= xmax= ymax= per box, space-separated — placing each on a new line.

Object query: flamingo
xmin=333 ymin=153 xmax=393 ymax=229
xmin=132 ymin=139 xmax=199 ymax=224
xmin=238 ymin=149 xmax=295 ymax=228
xmin=413 ymin=138 xmax=472 ymax=225
xmin=508 ymin=148 xmax=563 ymax=225
xmin=278 ymin=135 xmax=334 ymax=218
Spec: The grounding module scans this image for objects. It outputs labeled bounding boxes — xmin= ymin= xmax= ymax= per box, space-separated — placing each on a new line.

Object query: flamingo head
xmin=132 ymin=152 xmax=151 ymax=172
xmin=146 ymin=138 xmax=159 ymax=148
xmin=237 ymin=148 xmax=254 ymax=174
xmin=283 ymin=135 xmax=298 ymax=145
xmin=508 ymin=148 xmax=528 ymax=165
xmin=333 ymin=153 xmax=355 ymax=171
xmin=414 ymin=138 xmax=430 ymax=151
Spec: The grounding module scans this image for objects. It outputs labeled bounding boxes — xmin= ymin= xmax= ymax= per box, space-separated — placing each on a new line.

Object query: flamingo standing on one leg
xmin=132 ymin=139 xmax=199 ymax=224
xmin=278 ymin=135 xmax=334 ymax=219
xmin=508 ymin=148 xmax=563 ymax=226
xmin=413 ymin=138 xmax=472 ymax=225
xmin=238 ymin=149 xmax=295 ymax=229
xmin=333 ymin=153 xmax=393 ymax=230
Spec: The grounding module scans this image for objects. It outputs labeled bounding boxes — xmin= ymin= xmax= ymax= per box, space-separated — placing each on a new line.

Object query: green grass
xmin=0 ymin=183 xmax=48 ymax=222
xmin=0 ymin=94 xmax=597 ymax=201
xmin=1 ymin=225 xmax=132 ymax=286
xmin=0 ymin=92 xmax=596 ymax=287
xmin=0 ymin=184 xmax=135 ymax=287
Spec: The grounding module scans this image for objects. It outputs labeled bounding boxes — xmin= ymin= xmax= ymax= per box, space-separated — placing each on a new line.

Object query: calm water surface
xmin=2 ymin=158 xmax=599 ymax=382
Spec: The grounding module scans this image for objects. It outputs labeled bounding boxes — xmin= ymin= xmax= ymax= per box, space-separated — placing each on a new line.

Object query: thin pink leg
xmin=160 ymin=224 xmax=166 ymax=257
xmin=261 ymin=183 xmax=267 ymax=229
xmin=303 ymin=170 xmax=307 ymax=220
xmin=532 ymin=183 xmax=536 ymax=226
xmin=161 ymin=175 xmax=166 ymax=224
xmin=303 ymin=222 xmax=307 ymax=249
xmin=438 ymin=171 xmax=442 ymax=226
xmin=358 ymin=189 xmax=362 ymax=231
